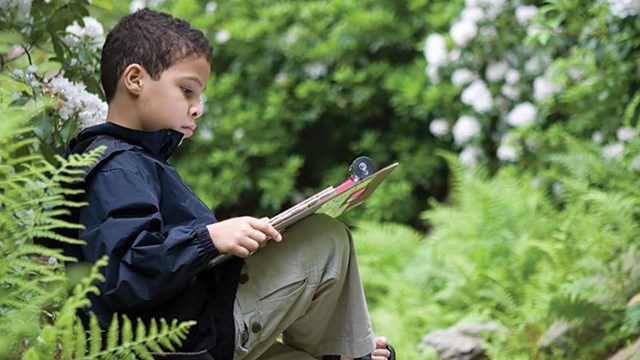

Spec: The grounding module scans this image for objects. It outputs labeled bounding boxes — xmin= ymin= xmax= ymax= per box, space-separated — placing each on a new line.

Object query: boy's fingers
xmin=375 ymin=337 xmax=388 ymax=347
xmin=238 ymin=237 xmax=260 ymax=253
xmin=250 ymin=217 xmax=282 ymax=241
xmin=231 ymin=245 xmax=251 ymax=258
xmin=245 ymin=228 xmax=268 ymax=244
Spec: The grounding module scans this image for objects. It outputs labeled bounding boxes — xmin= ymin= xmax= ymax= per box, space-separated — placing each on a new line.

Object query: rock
xmin=607 ymin=337 xmax=640 ymax=360
xmin=538 ymin=320 xmax=570 ymax=348
xmin=420 ymin=322 xmax=506 ymax=360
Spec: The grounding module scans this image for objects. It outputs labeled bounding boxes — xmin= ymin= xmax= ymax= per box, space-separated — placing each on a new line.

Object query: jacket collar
xmin=70 ymin=122 xmax=184 ymax=160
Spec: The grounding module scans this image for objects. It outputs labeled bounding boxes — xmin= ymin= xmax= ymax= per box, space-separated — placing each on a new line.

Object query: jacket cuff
xmin=193 ymin=224 xmax=219 ymax=262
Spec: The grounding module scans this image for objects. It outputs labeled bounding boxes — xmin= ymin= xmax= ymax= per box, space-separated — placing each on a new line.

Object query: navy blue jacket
xmin=68 ymin=122 xmax=242 ymax=359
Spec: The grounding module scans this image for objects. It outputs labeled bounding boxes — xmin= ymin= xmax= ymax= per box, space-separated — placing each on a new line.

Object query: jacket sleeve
xmin=79 ymin=166 xmax=219 ymax=311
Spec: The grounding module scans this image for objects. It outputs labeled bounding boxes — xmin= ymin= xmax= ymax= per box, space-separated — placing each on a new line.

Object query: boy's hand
xmin=206 ymin=217 xmax=282 ymax=258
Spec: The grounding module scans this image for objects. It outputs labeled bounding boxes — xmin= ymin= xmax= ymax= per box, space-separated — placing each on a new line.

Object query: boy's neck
xmin=106 ymin=95 xmax=143 ymax=130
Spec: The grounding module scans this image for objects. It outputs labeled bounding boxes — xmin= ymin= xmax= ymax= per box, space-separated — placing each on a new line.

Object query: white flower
xmin=485 ymin=62 xmax=508 ymax=82
xmin=533 ymin=76 xmax=561 ymax=101
xmin=27 ymin=64 xmax=38 ymax=74
xmin=233 ymin=128 xmax=246 ymax=140
xmin=592 ymin=131 xmax=604 ymax=144
xmin=448 ymin=48 xmax=461 ymax=62
xmin=453 ymin=115 xmax=481 ymax=145
xmin=480 ymin=25 xmax=498 ymax=39
xmin=608 ymin=0 xmax=640 ymax=18
xmin=497 ymin=143 xmax=519 ymax=162
xmin=11 ymin=0 xmax=32 ymax=19
xmin=65 ymin=17 xmax=104 ymax=48
xmin=304 ymin=63 xmax=328 ymax=79
xmin=506 ymin=102 xmax=537 ymax=127
xmin=603 ymin=142 xmax=625 ymax=159
xmin=461 ymin=6 xmax=485 ymax=23
xmin=82 ymin=17 xmax=104 ymax=40
xmin=552 ymin=182 xmax=565 ymax=196
xmin=515 ymin=5 xmax=538 ymax=25
xmin=568 ymin=67 xmax=583 ymax=81
xmin=466 ymin=0 xmax=508 ymax=19
xmin=205 ymin=1 xmax=217 ymax=13
xmin=526 ymin=24 xmax=544 ymax=38
xmin=504 ymin=69 xmax=521 ymax=84
xmin=275 ymin=72 xmax=288 ymax=84
xmin=426 ymin=64 xmax=441 ymax=83
xmin=459 ymin=145 xmax=483 ymax=167
xmin=12 ymin=69 xmax=24 ymax=79
xmin=424 ymin=34 xmax=448 ymax=67
xmin=215 ymin=30 xmax=231 ymax=43
xmin=451 ymin=68 xmax=477 ymax=86
xmin=429 ymin=118 xmax=449 ymax=137
xmin=198 ymin=126 xmax=214 ymax=140
xmin=617 ymin=126 xmax=636 ymax=142
xmin=631 ymin=155 xmax=640 ymax=170
xmin=46 ymin=75 xmax=107 ymax=129
xmin=450 ymin=20 xmax=477 ymax=47
xmin=524 ymin=53 xmax=551 ymax=75
xmin=130 ymin=0 xmax=146 ymax=13
xmin=461 ymin=80 xmax=493 ymax=113
xmin=0 ymin=0 xmax=30 ymax=19
xmin=285 ymin=28 xmax=299 ymax=44
xmin=500 ymin=84 xmax=519 ymax=100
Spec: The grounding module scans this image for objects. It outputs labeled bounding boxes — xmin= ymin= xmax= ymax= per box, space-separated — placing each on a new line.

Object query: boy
xmin=68 ymin=8 xmax=394 ymax=360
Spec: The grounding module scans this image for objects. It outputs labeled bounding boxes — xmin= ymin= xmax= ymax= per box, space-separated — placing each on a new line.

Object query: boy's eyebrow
xmin=183 ymin=76 xmax=206 ymax=90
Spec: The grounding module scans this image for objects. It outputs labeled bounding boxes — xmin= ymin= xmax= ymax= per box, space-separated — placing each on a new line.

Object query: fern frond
xmin=87 ymin=313 xmax=102 ymax=356
xmin=9 ymin=243 xmax=67 ymax=259
xmin=106 ymin=313 xmax=120 ymax=351
xmin=74 ymin=319 xmax=87 ymax=360
xmin=85 ymin=315 xmax=195 ymax=360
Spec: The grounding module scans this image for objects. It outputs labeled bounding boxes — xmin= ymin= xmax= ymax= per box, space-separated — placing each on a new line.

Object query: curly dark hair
xmin=100 ymin=9 xmax=213 ymax=103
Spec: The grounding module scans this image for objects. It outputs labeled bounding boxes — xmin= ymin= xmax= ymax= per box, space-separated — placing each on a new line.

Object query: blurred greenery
xmin=2 ymin=0 xmax=640 ymax=358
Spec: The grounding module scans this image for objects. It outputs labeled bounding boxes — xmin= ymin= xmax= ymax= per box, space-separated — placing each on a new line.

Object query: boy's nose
xmin=190 ymin=103 xmax=203 ymax=119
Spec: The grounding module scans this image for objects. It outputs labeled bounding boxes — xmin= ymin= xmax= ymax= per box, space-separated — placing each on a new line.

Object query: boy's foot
xmin=340 ymin=337 xmax=394 ymax=360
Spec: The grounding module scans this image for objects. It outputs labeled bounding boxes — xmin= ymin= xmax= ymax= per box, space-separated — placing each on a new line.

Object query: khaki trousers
xmin=233 ymin=214 xmax=376 ymax=360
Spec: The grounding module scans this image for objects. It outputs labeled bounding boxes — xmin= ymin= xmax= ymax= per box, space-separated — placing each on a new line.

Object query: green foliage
xmin=3 ymin=0 xmax=640 ymax=358
xmin=409 ymin=142 xmax=640 ymax=358
xmin=0 ymin=77 xmax=194 ymax=358
xmin=352 ymin=221 xmax=431 ymax=359
xmin=166 ymin=0 xmax=453 ymax=228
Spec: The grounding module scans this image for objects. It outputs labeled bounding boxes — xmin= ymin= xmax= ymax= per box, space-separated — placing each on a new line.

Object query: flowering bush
xmin=1 ymin=0 xmax=109 ymax=157
xmin=423 ymin=0 xmax=640 ymax=171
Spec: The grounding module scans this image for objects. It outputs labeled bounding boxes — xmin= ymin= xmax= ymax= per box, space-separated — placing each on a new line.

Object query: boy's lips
xmin=181 ymin=125 xmax=196 ymax=136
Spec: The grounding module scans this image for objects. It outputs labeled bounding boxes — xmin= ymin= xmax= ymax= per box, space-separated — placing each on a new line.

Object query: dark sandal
xmin=323 ymin=343 xmax=396 ymax=360
xmin=356 ymin=343 xmax=396 ymax=360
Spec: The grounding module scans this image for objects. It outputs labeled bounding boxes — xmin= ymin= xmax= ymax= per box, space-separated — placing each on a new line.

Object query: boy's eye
xmin=181 ymin=87 xmax=193 ymax=96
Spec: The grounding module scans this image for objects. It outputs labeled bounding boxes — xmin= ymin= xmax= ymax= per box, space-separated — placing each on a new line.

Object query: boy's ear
xmin=122 ymin=64 xmax=146 ymax=96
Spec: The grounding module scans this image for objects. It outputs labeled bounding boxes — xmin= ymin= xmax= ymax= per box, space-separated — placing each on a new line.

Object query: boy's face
xmin=135 ymin=56 xmax=210 ymax=139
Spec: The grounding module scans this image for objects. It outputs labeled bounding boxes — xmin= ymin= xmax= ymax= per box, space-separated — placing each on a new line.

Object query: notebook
xmin=208 ymin=157 xmax=399 ymax=266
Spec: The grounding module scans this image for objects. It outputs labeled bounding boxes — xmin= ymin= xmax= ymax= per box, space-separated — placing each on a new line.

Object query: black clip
xmin=349 ymin=156 xmax=376 ymax=182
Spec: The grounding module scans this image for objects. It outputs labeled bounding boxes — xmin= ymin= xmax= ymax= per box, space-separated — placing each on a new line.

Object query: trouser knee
xmin=293 ymin=214 xmax=352 ymax=258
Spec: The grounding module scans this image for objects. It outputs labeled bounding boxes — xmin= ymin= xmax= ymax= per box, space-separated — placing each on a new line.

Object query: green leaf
xmin=106 ymin=313 xmax=119 ymax=350
xmin=89 ymin=313 xmax=102 ymax=355
xmin=32 ymin=111 xmax=54 ymax=141
xmin=74 ymin=319 xmax=87 ymax=359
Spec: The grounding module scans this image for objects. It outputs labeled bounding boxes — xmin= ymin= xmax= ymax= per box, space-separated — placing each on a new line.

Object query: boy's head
xmin=101 ymin=9 xmax=212 ymax=139
xmin=101 ymin=9 xmax=213 ymax=104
